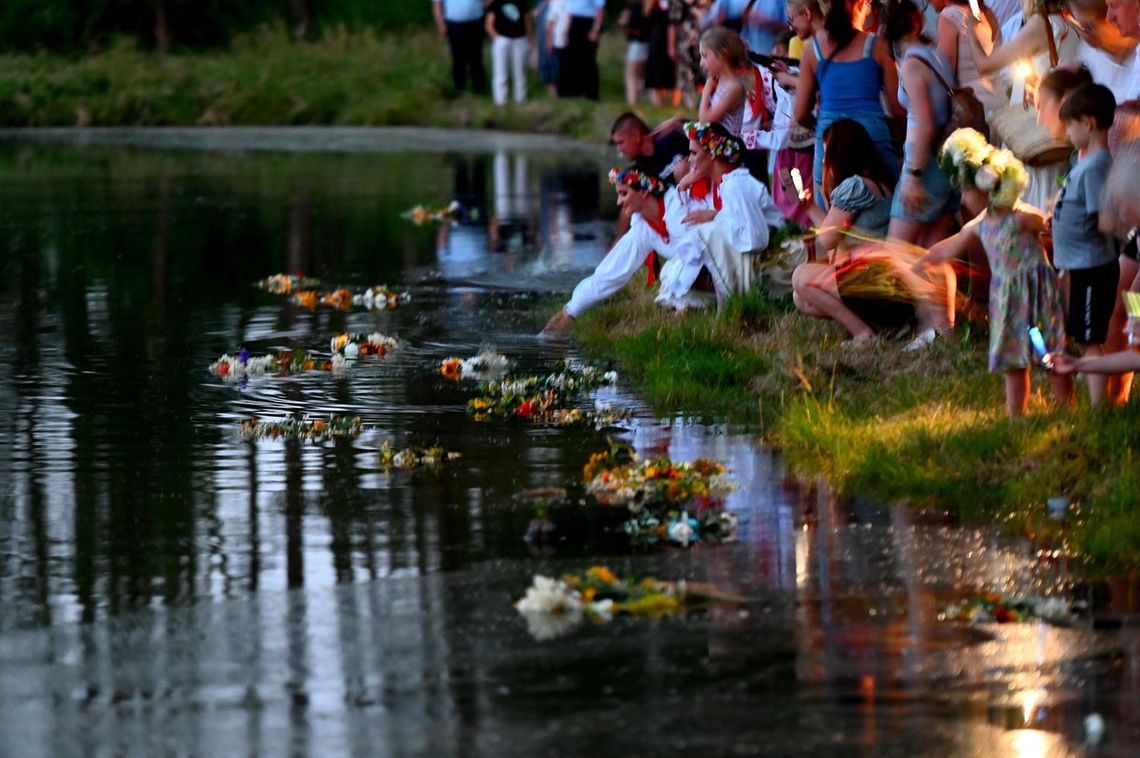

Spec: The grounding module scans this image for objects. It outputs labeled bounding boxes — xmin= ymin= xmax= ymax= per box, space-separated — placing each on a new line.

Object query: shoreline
xmin=573 ymin=287 xmax=1140 ymax=575
xmin=0 ymin=125 xmax=601 ymax=155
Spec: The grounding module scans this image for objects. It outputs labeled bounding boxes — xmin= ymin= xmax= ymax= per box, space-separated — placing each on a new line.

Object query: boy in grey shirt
xmin=1053 ymin=83 xmax=1118 ymax=406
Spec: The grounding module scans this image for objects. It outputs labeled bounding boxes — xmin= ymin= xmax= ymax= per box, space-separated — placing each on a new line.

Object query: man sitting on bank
xmin=542 ymin=166 xmax=713 ymax=333
xmin=677 ymin=121 xmax=786 ymax=307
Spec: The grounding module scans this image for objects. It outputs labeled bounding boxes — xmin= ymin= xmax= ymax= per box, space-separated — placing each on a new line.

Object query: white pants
xmin=492 ymin=36 xmax=529 ymax=105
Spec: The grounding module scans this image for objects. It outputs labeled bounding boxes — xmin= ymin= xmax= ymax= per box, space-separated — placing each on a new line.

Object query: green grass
xmin=0 ymin=25 xmax=678 ymax=138
xmin=575 ymin=285 xmax=1140 ymax=573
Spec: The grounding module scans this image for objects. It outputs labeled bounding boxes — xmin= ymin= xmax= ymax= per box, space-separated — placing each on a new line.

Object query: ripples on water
xmin=0 ymin=137 xmax=1136 ymax=755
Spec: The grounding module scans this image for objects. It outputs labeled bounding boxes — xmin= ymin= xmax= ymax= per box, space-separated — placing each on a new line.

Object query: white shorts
xmin=626 ymin=41 xmax=649 ymax=63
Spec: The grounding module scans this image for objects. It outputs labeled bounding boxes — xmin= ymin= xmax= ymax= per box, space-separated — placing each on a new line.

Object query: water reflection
xmin=1 ymin=137 xmax=1138 ymax=754
xmin=0 ymin=141 xmax=611 ymax=632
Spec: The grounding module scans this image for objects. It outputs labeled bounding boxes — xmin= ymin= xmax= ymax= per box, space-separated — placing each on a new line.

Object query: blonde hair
xmin=699 ymin=27 xmax=750 ymax=70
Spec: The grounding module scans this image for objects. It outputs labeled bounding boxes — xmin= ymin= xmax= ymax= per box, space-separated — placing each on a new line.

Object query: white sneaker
xmin=903 ymin=328 xmax=940 ymax=352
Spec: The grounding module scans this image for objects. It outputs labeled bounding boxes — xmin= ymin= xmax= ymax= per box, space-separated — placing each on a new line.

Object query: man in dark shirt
xmin=607 ymin=112 xmax=690 ymax=238
xmin=609 ymin=112 xmax=689 ymax=188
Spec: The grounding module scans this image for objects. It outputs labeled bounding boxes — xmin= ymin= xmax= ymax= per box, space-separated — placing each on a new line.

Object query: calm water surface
xmin=0 ymin=131 xmax=1137 ymax=756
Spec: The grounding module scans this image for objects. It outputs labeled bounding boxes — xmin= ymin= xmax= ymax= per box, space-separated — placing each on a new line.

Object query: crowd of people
xmin=433 ymin=0 xmax=609 ymax=103
xmin=540 ymin=0 xmax=1140 ymax=420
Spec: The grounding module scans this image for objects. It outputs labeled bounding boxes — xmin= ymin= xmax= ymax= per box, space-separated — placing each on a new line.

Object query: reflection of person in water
xmin=488 ymin=151 xmax=534 ymax=252
xmin=436 ymin=155 xmax=490 ymax=279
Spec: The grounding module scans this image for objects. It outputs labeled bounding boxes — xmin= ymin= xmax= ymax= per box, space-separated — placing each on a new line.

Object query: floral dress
xmin=977 ymin=207 xmax=1067 ymax=372
xmin=669 ymin=0 xmax=704 ymax=106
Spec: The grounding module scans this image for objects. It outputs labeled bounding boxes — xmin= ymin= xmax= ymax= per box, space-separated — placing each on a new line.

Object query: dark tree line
xmin=0 ymin=1 xmax=433 ymax=52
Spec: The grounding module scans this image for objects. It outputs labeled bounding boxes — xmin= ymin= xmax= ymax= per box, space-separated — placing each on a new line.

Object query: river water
xmin=0 ymin=129 xmax=1136 ymax=756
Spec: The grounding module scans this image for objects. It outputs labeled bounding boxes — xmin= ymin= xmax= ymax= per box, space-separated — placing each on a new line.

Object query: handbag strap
xmin=1040 ymin=8 xmax=1059 ymax=67
xmin=910 ymin=51 xmax=955 ymax=97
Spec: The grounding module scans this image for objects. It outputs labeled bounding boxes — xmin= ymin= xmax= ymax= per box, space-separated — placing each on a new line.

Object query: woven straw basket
xmin=989 ymin=104 xmax=1072 ymax=167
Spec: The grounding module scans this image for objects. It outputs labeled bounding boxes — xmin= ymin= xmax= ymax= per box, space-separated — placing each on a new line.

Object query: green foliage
xmin=0 ymin=0 xmax=433 ymax=52
xmin=0 ymin=27 xmax=651 ymax=134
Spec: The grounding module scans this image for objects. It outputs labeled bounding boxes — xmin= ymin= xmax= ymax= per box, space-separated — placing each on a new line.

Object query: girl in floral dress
xmin=915 ymin=128 xmax=1073 ymax=419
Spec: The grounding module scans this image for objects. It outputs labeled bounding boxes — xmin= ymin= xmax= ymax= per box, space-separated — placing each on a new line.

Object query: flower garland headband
xmin=608 ymin=167 xmax=666 ymax=196
xmin=683 ymin=121 xmax=744 ymax=166
xmin=938 ymin=128 xmax=1029 ymax=209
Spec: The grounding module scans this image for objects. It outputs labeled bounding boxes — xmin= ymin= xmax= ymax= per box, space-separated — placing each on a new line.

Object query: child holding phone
xmin=914 ymin=129 xmax=1073 ymax=419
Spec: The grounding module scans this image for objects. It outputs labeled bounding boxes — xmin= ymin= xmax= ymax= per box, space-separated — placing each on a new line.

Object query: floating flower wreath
xmin=607 ymin=167 xmax=666 ymax=196
xmin=256 ymin=273 xmax=320 ymax=295
xmin=287 ymin=285 xmax=410 ymax=311
xmin=330 ymin=332 xmax=399 ymax=358
xmin=465 ymin=362 xmax=620 ymax=422
xmin=239 ymin=414 xmax=364 ymax=442
xmin=939 ymin=128 xmax=1029 ymax=208
xmin=378 ymin=440 xmax=462 ymax=469
xmin=944 ymin=593 xmax=1073 ymax=625
xmin=438 ymin=350 xmax=511 ymax=381
xmin=209 ymin=349 xmax=348 ymax=382
xmin=514 ymin=566 xmax=744 ymax=640
xmin=683 ymin=121 xmax=744 ymax=165
xmin=403 ymin=200 xmax=464 ymax=226
xmin=582 ymin=445 xmax=737 ymax=509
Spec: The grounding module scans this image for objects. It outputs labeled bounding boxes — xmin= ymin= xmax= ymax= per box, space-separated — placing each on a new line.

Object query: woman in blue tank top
xmin=793 ymin=0 xmax=903 ymax=207
xmin=884 ymin=0 xmax=958 ymax=247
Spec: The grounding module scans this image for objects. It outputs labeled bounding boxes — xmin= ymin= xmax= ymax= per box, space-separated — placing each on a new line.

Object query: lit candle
xmin=790 ymin=167 xmax=806 ymax=200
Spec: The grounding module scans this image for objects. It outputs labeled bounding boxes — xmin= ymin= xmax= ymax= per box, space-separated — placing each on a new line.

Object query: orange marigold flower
xmin=587 ymin=566 xmax=617 ymax=584
xmin=439 ymin=358 xmax=462 ymax=380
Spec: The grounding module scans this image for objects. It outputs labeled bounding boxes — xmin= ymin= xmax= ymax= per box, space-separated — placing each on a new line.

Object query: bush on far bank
xmin=0 ymin=0 xmax=434 ymax=53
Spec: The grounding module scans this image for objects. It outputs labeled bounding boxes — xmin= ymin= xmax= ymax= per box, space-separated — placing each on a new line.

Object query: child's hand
xmin=1126 ymin=316 xmax=1140 ymax=344
xmin=1050 ymin=352 xmax=1080 ymax=374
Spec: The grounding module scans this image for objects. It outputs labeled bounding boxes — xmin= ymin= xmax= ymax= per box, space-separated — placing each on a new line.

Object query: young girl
xmin=915 ymin=129 xmax=1074 ymax=419
xmin=698 ymin=27 xmax=750 ymax=138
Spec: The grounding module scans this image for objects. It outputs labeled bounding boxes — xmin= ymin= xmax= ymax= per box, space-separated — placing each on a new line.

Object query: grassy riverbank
xmin=576 ymin=287 xmax=1140 ymax=573
xmin=0 ymin=25 xmax=675 ymax=138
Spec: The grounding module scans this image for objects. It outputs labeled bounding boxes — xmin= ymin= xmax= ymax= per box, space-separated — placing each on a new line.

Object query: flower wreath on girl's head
xmin=608 ymin=166 xmax=667 ymax=196
xmin=683 ymin=121 xmax=744 ymax=166
xmin=939 ymin=127 xmax=1029 ymax=209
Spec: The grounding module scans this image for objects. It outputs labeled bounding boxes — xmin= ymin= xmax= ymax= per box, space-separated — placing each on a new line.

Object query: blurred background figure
xmin=557 ymin=0 xmax=607 ymax=99
xmin=486 ymin=0 xmax=534 ymax=105
xmin=433 ymin=0 xmax=488 ymax=95
xmin=620 ymin=0 xmax=652 ymax=103
xmin=670 ymin=0 xmax=711 ymax=108
xmin=534 ymin=0 xmax=563 ymax=95
xmin=743 ymin=0 xmax=791 ymax=56
xmin=646 ymin=0 xmax=679 ymax=105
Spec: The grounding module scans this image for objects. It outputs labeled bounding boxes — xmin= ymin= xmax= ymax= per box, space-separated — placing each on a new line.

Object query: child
xmin=771 ymin=30 xmax=794 ymax=60
xmin=1053 ymin=83 xmax=1118 ymax=406
xmin=916 ymin=129 xmax=1073 ymax=419
xmin=698 ymin=27 xmax=749 ymax=138
xmin=784 ymin=0 xmax=824 ymax=68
